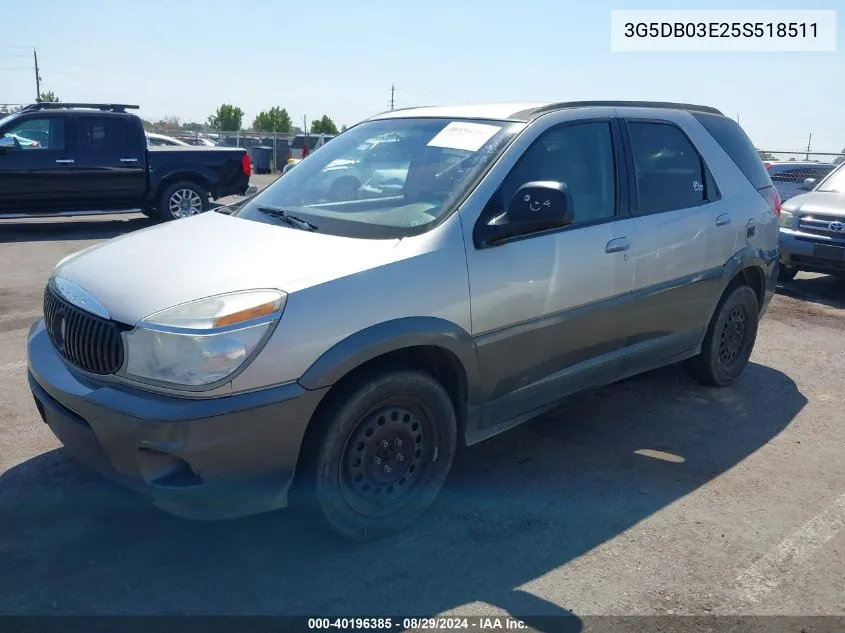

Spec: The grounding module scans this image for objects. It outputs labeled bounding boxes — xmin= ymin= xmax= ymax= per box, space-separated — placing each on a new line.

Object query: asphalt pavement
xmin=0 ymin=186 xmax=843 ymax=621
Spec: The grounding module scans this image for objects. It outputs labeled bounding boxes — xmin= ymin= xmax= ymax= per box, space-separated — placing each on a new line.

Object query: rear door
xmin=72 ymin=114 xmax=147 ymax=208
xmin=0 ymin=114 xmax=77 ymax=213
xmin=621 ymin=117 xmax=724 ymax=370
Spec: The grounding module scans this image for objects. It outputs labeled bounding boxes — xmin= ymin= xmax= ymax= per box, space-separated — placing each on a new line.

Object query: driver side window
xmin=496 ymin=121 xmax=616 ymax=225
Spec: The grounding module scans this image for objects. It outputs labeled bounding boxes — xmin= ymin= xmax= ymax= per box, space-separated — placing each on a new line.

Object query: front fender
xmin=298 ymin=316 xmax=481 ymax=406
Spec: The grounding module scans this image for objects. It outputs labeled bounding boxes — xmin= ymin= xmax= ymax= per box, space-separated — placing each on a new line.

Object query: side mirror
xmin=0 ymin=136 xmax=16 ymax=154
xmin=480 ymin=181 xmax=574 ymax=246
xmin=801 ymin=177 xmax=817 ymax=191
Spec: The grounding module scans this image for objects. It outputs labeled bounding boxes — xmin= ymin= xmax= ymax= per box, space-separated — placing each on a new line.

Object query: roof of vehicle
xmin=369 ymin=101 xmax=723 ymax=122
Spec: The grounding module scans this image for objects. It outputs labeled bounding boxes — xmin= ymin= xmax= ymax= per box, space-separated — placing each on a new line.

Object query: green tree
xmin=37 ymin=91 xmax=60 ymax=103
xmin=757 ymin=149 xmax=776 ymax=161
xmin=835 ymin=147 xmax=845 ymax=165
xmin=310 ymin=115 xmax=338 ymax=135
xmin=208 ymin=104 xmax=244 ymax=131
xmin=253 ymin=106 xmax=292 ymax=133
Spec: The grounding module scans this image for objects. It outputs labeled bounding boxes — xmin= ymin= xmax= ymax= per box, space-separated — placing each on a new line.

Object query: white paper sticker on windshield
xmin=427 ymin=122 xmax=502 ymax=152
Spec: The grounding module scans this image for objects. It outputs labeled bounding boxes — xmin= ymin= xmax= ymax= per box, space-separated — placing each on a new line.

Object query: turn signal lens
xmin=213 ymin=301 xmax=278 ymax=327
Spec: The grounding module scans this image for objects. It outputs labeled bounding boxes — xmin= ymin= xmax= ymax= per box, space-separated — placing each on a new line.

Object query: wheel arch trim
xmin=297 ymin=317 xmax=482 ymax=406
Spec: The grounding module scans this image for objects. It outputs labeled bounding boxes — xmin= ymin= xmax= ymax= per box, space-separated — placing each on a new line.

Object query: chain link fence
xmin=757 ymin=150 xmax=844 ymax=165
xmin=145 ymin=126 xmax=336 ymax=173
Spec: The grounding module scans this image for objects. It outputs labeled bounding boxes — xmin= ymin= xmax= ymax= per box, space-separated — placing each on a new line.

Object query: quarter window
xmin=628 ymin=122 xmax=706 ymax=214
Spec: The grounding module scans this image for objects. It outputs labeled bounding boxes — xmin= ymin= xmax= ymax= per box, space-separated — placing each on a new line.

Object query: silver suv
xmin=777 ymin=161 xmax=845 ymax=280
xmin=27 ymin=101 xmax=780 ymax=540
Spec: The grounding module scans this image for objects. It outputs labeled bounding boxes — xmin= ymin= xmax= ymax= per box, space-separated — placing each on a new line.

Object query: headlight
xmin=778 ymin=209 xmax=795 ymax=229
xmin=124 ymin=290 xmax=285 ymax=388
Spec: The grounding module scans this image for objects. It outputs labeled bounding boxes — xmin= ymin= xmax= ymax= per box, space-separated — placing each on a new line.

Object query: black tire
xmin=685 ymin=284 xmax=759 ymax=387
xmin=303 ymin=370 xmax=457 ymax=541
xmin=778 ymin=263 xmax=799 ymax=282
xmin=329 ymin=176 xmax=360 ymax=201
xmin=155 ymin=181 xmax=209 ymax=221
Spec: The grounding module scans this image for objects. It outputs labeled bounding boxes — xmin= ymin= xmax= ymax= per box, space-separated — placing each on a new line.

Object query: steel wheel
xmin=302 ymin=370 xmax=457 ymax=540
xmin=339 ymin=399 xmax=437 ymax=517
xmin=168 ymin=188 xmax=204 ymax=219
xmin=685 ymin=284 xmax=759 ymax=387
xmin=719 ymin=307 xmax=747 ymax=367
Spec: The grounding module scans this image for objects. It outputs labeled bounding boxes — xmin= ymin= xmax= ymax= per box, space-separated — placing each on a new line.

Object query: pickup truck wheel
xmin=157 ymin=181 xmax=209 ymax=221
xmin=304 ymin=370 xmax=457 ymax=541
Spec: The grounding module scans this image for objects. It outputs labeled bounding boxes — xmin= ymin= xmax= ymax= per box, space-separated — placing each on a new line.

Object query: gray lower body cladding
xmin=27 ymin=322 xmax=327 ymax=520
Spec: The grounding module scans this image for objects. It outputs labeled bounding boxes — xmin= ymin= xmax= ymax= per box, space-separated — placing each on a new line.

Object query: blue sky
xmin=2 ymin=0 xmax=843 ymax=151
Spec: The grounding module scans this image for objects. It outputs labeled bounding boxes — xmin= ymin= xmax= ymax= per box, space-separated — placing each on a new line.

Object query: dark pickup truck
xmin=0 ymin=103 xmax=253 ymax=220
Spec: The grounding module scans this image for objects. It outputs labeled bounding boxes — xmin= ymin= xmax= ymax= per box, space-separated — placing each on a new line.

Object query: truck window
xmin=3 ymin=118 xmax=65 ymax=151
xmin=78 ymin=117 xmax=134 ymax=152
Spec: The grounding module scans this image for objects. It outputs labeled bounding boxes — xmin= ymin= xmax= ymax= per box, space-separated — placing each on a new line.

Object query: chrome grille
xmin=798 ymin=216 xmax=845 ymax=242
xmin=43 ymin=283 xmax=124 ymax=374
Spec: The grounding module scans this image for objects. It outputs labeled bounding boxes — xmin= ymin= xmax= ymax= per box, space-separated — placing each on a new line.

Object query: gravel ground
xmin=0 ymin=195 xmax=843 ymax=621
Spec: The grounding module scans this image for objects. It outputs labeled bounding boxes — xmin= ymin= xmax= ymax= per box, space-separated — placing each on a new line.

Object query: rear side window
xmin=627 ymin=122 xmax=705 ymax=214
xmin=692 ymin=112 xmax=772 ymax=190
xmin=78 ymin=116 xmax=133 ymax=152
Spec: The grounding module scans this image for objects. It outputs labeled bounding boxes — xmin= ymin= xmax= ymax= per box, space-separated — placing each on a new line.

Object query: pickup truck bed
xmin=0 ymin=103 xmax=253 ymax=220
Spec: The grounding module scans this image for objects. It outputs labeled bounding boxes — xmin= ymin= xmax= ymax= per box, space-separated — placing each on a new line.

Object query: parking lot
xmin=1 ymin=179 xmax=844 ymax=619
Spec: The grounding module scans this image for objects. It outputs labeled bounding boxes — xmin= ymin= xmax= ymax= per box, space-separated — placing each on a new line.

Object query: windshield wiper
xmin=256 ymin=206 xmax=318 ymax=231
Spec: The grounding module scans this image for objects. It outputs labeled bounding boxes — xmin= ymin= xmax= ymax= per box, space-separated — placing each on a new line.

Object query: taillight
xmin=764 ymin=162 xmax=773 ymax=171
xmin=241 ymin=153 xmax=251 ymax=178
xmin=761 ymin=186 xmax=781 ymax=216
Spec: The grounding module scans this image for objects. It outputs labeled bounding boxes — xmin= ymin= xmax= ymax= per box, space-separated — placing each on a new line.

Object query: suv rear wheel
xmin=686 ymin=284 xmax=759 ymax=387
xmin=304 ymin=370 xmax=457 ymax=541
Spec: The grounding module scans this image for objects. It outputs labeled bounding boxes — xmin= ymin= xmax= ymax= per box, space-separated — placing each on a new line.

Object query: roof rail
xmin=20 ymin=103 xmax=140 ymax=113
xmin=527 ymin=101 xmax=723 ymax=117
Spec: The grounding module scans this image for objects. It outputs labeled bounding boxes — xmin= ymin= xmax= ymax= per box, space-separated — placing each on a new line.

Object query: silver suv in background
xmin=27 ymin=101 xmax=779 ymax=540
xmin=778 ymin=161 xmax=845 ymax=280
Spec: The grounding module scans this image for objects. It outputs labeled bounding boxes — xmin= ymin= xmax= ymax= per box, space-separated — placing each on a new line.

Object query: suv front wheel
xmin=303 ymin=370 xmax=457 ymax=541
xmin=686 ymin=284 xmax=759 ymax=387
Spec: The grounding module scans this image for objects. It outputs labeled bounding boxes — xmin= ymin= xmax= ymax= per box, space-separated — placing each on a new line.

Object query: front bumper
xmin=779 ymin=228 xmax=845 ymax=276
xmin=27 ymin=320 xmax=328 ymax=520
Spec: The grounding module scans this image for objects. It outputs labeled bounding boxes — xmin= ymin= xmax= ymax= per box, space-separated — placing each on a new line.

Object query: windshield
xmin=234 ymin=117 xmax=522 ymax=238
xmin=816 ymin=163 xmax=845 ymax=193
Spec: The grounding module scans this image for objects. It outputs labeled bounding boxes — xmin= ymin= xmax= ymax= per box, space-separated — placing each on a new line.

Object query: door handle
xmin=55 ymin=159 xmax=74 ymax=164
xmin=119 ymin=158 xmax=139 ymax=163
xmin=605 ymin=237 xmax=630 ymax=253
xmin=716 ymin=214 xmax=732 ymax=227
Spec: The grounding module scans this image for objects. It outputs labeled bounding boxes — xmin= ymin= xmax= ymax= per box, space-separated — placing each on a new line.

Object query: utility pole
xmin=33 ymin=48 xmax=41 ymax=102
xmin=805 ymin=133 xmax=812 ymax=161
xmin=390 ymin=84 xmax=395 ymax=110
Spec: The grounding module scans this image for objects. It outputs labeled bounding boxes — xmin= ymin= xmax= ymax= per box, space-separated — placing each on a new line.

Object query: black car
xmin=0 ymin=103 xmax=253 ymax=220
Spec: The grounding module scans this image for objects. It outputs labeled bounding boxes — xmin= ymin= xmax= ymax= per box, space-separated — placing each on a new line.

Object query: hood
xmin=55 ymin=212 xmax=401 ymax=325
xmin=782 ymin=191 xmax=845 ymax=217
